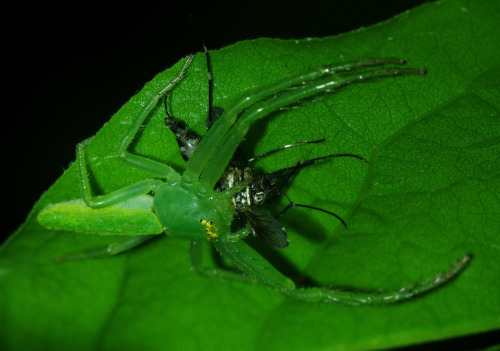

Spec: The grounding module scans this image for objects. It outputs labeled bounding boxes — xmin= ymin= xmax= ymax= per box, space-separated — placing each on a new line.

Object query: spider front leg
xmin=186 ymin=58 xmax=426 ymax=188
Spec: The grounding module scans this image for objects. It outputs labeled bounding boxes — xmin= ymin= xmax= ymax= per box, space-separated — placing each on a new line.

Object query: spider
xmin=37 ymin=52 xmax=471 ymax=304
xmin=164 ymin=69 xmax=368 ymax=248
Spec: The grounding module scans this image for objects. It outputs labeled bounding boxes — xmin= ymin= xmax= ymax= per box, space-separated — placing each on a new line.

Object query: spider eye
xmin=200 ymin=218 xmax=219 ymax=239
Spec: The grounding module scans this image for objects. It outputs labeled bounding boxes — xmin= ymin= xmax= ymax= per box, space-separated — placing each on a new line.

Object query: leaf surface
xmin=1 ymin=0 xmax=499 ymax=350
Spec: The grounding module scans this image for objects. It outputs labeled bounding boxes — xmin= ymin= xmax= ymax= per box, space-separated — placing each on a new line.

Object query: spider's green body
xmin=154 ymin=177 xmax=232 ymax=241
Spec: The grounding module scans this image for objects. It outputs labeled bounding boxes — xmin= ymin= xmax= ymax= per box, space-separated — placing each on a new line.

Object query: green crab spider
xmin=38 ymin=54 xmax=471 ymax=304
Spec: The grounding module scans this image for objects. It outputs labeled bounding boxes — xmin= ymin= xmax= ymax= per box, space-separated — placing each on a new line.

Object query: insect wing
xmin=245 ymin=206 xmax=289 ymax=249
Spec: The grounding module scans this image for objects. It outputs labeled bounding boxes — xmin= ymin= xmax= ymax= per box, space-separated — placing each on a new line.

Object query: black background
xmin=2 ymin=1 xmax=499 ymax=348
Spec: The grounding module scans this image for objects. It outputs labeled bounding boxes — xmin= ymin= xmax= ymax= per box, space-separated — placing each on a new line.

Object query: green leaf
xmin=1 ymin=0 xmax=499 ymax=350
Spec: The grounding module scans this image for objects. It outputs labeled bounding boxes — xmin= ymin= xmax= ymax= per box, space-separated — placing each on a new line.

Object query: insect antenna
xmin=262 ymin=152 xmax=369 ymax=229
xmin=164 ymin=28 xmax=214 ymax=121
xmin=275 ymin=193 xmax=349 ymax=229
xmin=269 ymin=153 xmax=369 ymax=177
xmin=164 ymin=41 xmax=219 ymax=161
xmin=203 ymin=43 xmax=216 ymax=129
xmin=248 ymin=139 xmax=326 ymax=163
xmin=265 ymin=152 xmax=369 ymax=202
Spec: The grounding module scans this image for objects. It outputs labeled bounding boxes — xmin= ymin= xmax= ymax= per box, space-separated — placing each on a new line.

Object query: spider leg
xmin=76 ymin=139 xmax=165 ymax=208
xmin=286 ymin=254 xmax=472 ymax=304
xmin=116 ymin=55 xmax=193 ymax=180
xmin=195 ymin=58 xmax=414 ymax=171
xmin=77 ymin=138 xmax=166 ymax=208
xmin=187 ymin=59 xmax=424 ymax=188
xmin=189 ymin=239 xmax=260 ymax=285
xmin=211 ymin=239 xmax=295 ymax=291
xmin=54 ymin=235 xmax=159 ymax=263
xmin=213 ymin=238 xmax=471 ymax=304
